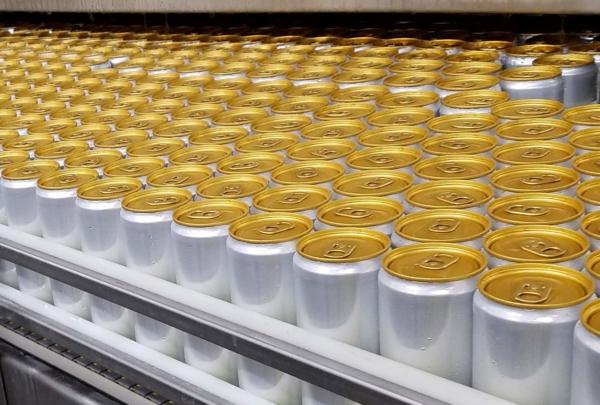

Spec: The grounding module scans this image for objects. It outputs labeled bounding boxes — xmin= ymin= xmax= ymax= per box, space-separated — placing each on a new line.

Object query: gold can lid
xmin=64 ymin=149 xmax=122 ymax=169
xmin=147 ymin=164 xmax=212 ymax=188
xmin=574 ymin=151 xmax=600 ymax=176
xmin=27 ymin=118 xmax=77 ymax=136
xmin=169 ymin=144 xmax=232 ymax=166
xmin=398 ymin=48 xmax=447 ymax=60
xmin=204 ymin=78 xmax=252 ymax=92
xmin=171 ymin=75 xmax=213 ymax=89
xmin=153 ymin=119 xmax=209 ymax=139
xmin=383 ymin=243 xmax=486 ymax=282
xmin=21 ymin=100 xmax=65 ymax=116
xmin=253 ymin=185 xmax=331 ymax=213
xmin=126 ymin=138 xmax=185 ymax=158
xmin=77 ymin=177 xmax=143 ymax=201
xmin=463 ymin=40 xmax=514 ymax=52
xmin=135 ymin=99 xmax=185 ymax=115
xmin=301 ymin=120 xmax=365 ymax=140
xmin=346 ymin=146 xmax=421 ymax=170
xmin=0 ymin=150 xmax=29 ymax=168
xmin=435 ymin=74 xmax=500 ymax=91
xmin=580 ymin=300 xmax=600 ymax=338
xmin=534 ymin=53 xmax=595 ymax=68
xmin=101 ymin=96 xmax=147 ymax=111
xmin=484 ymin=225 xmax=588 ymax=263
xmin=94 ymin=129 xmax=148 ymax=149
xmin=383 ymin=72 xmax=439 ymax=88
xmin=420 ymin=133 xmax=496 ymax=156
xmin=3 ymin=134 xmax=53 ymax=152
xmin=492 ymin=99 xmax=564 ymax=120
xmin=442 ymin=62 xmax=502 ymax=76
xmin=354 ymin=46 xmax=398 ymax=57
xmin=314 ymin=103 xmax=375 ymax=121
xmin=72 ymin=92 xmax=115 ymax=107
xmin=246 ymin=64 xmax=294 ymax=79
xmin=115 ymin=114 xmax=168 ymax=132
xmin=271 ymin=161 xmax=345 ymax=186
xmin=499 ymin=66 xmax=562 ymax=81
xmin=196 ymin=173 xmax=268 ymax=199
xmin=265 ymin=53 xmax=306 ymax=65
xmin=37 ymin=167 xmax=98 ymax=190
xmin=253 ymin=114 xmax=313 ymax=134
xmin=154 ymin=86 xmax=199 ymax=101
xmin=229 ymin=212 xmax=312 ymax=244
xmin=569 ymin=128 xmax=600 ymax=152
xmin=297 ymin=228 xmax=390 ymax=263
xmin=496 ymin=118 xmax=572 ymax=141
xmin=34 ymin=140 xmax=88 ymax=160
xmin=493 ymin=141 xmax=575 ymax=165
xmin=81 ymin=109 xmax=131 ymax=126
xmin=507 ymin=44 xmax=562 ymax=57
xmin=176 ymin=59 xmax=218 ymax=73
xmin=563 ymin=105 xmax=600 ymax=127
xmin=577 ymin=178 xmax=600 ymax=205
xmin=227 ymin=93 xmax=280 ymax=109
xmin=227 ymin=52 xmax=269 ymax=64
xmin=414 ymin=155 xmax=495 ymax=181
xmin=2 ymin=159 xmax=59 ymax=180
xmin=235 ymin=133 xmax=298 ymax=153
xmin=120 ymin=83 xmax=163 ymax=98
xmin=173 ymin=104 xmax=224 ymax=120
xmin=122 ymin=187 xmax=192 ymax=213
xmin=333 ymin=169 xmax=412 ymax=197
xmin=358 ymin=126 xmax=427 ymax=147
xmin=283 ymin=82 xmax=338 ymax=98
xmin=367 ymin=107 xmax=434 ymax=127
xmin=330 ymin=85 xmax=388 ymax=103
xmin=395 ymin=209 xmax=490 ymax=243
xmin=217 ymin=152 xmax=284 ymax=175
xmin=488 ymin=193 xmax=583 ymax=225
xmin=376 ymin=91 xmax=439 ymax=109
xmin=189 ymin=126 xmax=248 ymax=146
xmin=442 ymin=90 xmax=509 ymax=110
xmin=446 ymin=50 xmax=499 ymax=63
xmin=189 ymin=89 xmax=238 ymax=105
xmin=242 ymin=80 xmax=293 ymax=95
xmin=0 ymin=114 xmax=45 ymax=130
xmin=317 ymin=196 xmax=403 ymax=227
xmin=173 ymin=199 xmax=248 ymax=227
xmin=331 ymin=68 xmax=386 ymax=85
xmin=102 ymin=79 xmax=132 ymax=93
xmin=287 ymin=138 xmax=356 ymax=162
xmin=211 ymin=107 xmax=268 ymax=127
xmin=287 ymin=66 xmax=337 ymax=81
xmin=427 ymin=113 xmax=498 ymax=134
xmin=492 ymin=164 xmax=579 ymax=193
xmin=59 ymin=123 xmax=112 ymax=142
xmin=406 ymin=180 xmax=493 ymax=210
xmin=271 ymin=96 xmax=328 ymax=114
xmin=103 ymin=156 xmax=164 ymax=178
xmin=340 ymin=58 xmax=392 ymax=70
xmin=478 ymin=264 xmax=593 ymax=309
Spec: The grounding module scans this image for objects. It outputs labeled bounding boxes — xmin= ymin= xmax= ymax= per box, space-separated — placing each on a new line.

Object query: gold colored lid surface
xmin=34 ymin=140 xmax=88 ymax=160
xmin=247 ymin=64 xmax=293 ymax=79
xmin=333 ymin=170 xmax=413 ymax=197
xmin=189 ymin=126 xmax=248 ymax=146
xmin=581 ymin=211 xmax=600 ymax=240
xmin=499 ymin=66 xmax=562 ymax=81
xmin=173 ymin=199 xmax=248 ymax=227
xmin=384 ymin=243 xmax=486 ymax=282
xmin=569 ymin=128 xmax=600 ymax=151
xmin=217 ymin=152 xmax=284 ymax=175
xmin=211 ymin=107 xmax=268 ymax=126
xmin=38 ymin=167 xmax=98 ymax=190
xmin=122 ymin=187 xmax=192 ymax=213
xmin=388 ymin=59 xmax=445 ymax=73
xmin=287 ymin=66 xmax=337 ymax=81
xmin=442 ymin=90 xmax=509 ymax=109
xmin=484 ymin=225 xmax=588 ymax=263
xmin=103 ymin=156 xmax=164 ymax=178
xmin=446 ymin=51 xmax=499 ymax=63
xmin=491 ymin=164 xmax=579 ymax=193
xmin=330 ymin=85 xmax=388 ymax=103
xmin=242 ymin=80 xmax=293 ymax=95
xmin=427 ymin=113 xmax=498 ymax=133
xmin=398 ymin=48 xmax=447 ymax=60
xmin=577 ymin=179 xmax=600 ymax=205
xmin=318 ymin=196 xmax=403 ymax=227
xmin=534 ymin=53 xmax=595 ymax=68
xmin=116 ymin=114 xmax=168 ymax=131
xmin=478 ymin=264 xmax=593 ymax=309
xmin=406 ymin=180 xmax=493 ymax=209
xmin=0 ymin=150 xmax=29 ymax=168
xmin=287 ymin=139 xmax=356 ymax=161
xmin=204 ymin=78 xmax=252 ymax=91
xmin=0 ymin=114 xmax=45 ymax=130
xmin=229 ymin=212 xmax=313 ymax=243
xmin=3 ymin=134 xmax=53 ymax=151
xmin=395 ymin=209 xmax=490 ymax=243
xmin=227 ymin=93 xmax=280 ymax=109
xmin=493 ymin=141 xmax=575 ymax=165
xmin=271 ymin=96 xmax=328 ymax=114
xmin=81 ymin=109 xmax=130 ymax=126
xmin=77 ymin=177 xmax=143 ymax=201
xmin=563 ymin=105 xmax=600 ymax=127
xmin=271 ymin=161 xmax=345 ymax=186
xmin=580 ymin=300 xmax=600 ymax=338
xmin=376 ymin=91 xmax=439 ymax=109
xmin=135 ymin=99 xmax=185 ymax=115
xmin=196 ymin=174 xmax=268 ymax=199
xmin=3 ymin=159 xmax=59 ymax=180
xmin=59 ymin=124 xmax=111 ymax=141
xmin=252 ymin=114 xmax=312 ymax=133
xmin=420 ymin=133 xmax=496 ymax=155
xmin=506 ymin=44 xmax=562 ymax=57
xmin=414 ymin=155 xmax=495 ymax=180
xmin=368 ymin=107 xmax=434 ymax=127
xmin=301 ymin=120 xmax=365 ymax=140
xmin=358 ymin=126 xmax=427 ymax=147
xmin=497 ymin=118 xmax=572 ymax=142
xmin=64 ymin=149 xmax=122 ymax=169
xmin=383 ymin=72 xmax=439 ymax=87
xmin=442 ymin=62 xmax=502 ymax=76
xmin=492 ymin=99 xmax=564 ymax=120
xmin=235 ymin=133 xmax=298 ymax=153
xmin=297 ymin=228 xmax=390 ymax=263
xmin=435 ymin=74 xmax=499 ymax=91
xmin=94 ymin=129 xmax=148 ymax=149
xmin=153 ymin=119 xmax=209 ymax=138
xmin=101 ymin=96 xmax=147 ymax=111
xmin=253 ymin=185 xmax=331 ymax=213
xmin=340 ymin=58 xmax=392 ymax=70
xmin=331 ymin=68 xmax=386 ymax=84
xmin=147 ymin=164 xmax=212 ymax=188
xmin=489 ymin=193 xmax=583 ymax=225
xmin=346 ymin=146 xmax=421 ymax=170
xmin=173 ymin=104 xmax=224 ymax=120
xmin=126 ymin=138 xmax=185 ymax=157
xmin=168 ymin=144 xmax=232 ymax=166
xmin=190 ymin=89 xmax=238 ymax=105
xmin=314 ymin=103 xmax=375 ymax=121
xmin=284 ymin=82 xmax=338 ymax=98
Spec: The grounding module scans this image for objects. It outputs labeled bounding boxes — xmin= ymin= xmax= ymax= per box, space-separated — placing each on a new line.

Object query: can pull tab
xmin=334 ymin=207 xmax=373 ymax=219
xmin=453 ymin=80 xmax=476 ymax=89
xmin=130 ymin=121 xmax=150 ymax=129
xmin=416 ymin=253 xmax=459 ymax=270
xmin=521 ymin=148 xmax=550 ymax=159
xmin=383 ymin=133 xmax=412 ymax=142
xmin=392 ymin=115 xmax=410 ymax=124
xmin=589 ymin=114 xmax=600 ymax=122
xmin=450 ymin=121 xmax=486 ymax=130
xmin=323 ymin=241 xmax=357 ymax=259
xmin=228 ymin=161 xmax=260 ymax=171
xmin=360 ymin=177 xmax=394 ymax=189
xmin=392 ymin=96 xmax=415 ymax=105
xmin=259 ymin=139 xmax=282 ymax=148
xmin=188 ymin=209 xmax=222 ymax=219
xmin=56 ymin=146 xmax=75 ymax=154
xmin=324 ymin=110 xmax=350 ymax=118
xmin=523 ymin=125 xmax=554 ymax=136
xmin=148 ymin=144 xmax=170 ymax=153
xmin=436 ymin=191 xmax=474 ymax=205
xmin=310 ymin=148 xmax=338 ymax=158
xmin=257 ymin=221 xmax=295 ymax=234
xmin=220 ymin=184 xmax=242 ymax=196
xmin=428 ymin=218 xmax=460 ymax=233
xmin=279 ymin=192 xmax=308 ymax=204
xmin=505 ymin=204 xmax=549 ymax=216
xmin=322 ymin=129 xmax=342 ymax=138
xmin=350 ymin=73 xmax=367 ymax=80
xmin=100 ymin=184 xmax=132 ymax=194
xmin=210 ymin=133 xmax=236 ymax=142
xmin=58 ymin=174 xmax=78 ymax=184
xmin=146 ymin=196 xmax=180 ymax=206
xmin=438 ymin=141 xmax=470 ymax=150
xmin=295 ymin=168 xmax=318 ymax=178
xmin=519 ymin=173 xmax=561 ymax=185
xmin=114 ymin=138 xmax=132 ymax=146
xmin=517 ymin=106 xmax=551 ymax=115
xmin=121 ymin=165 xmax=141 ymax=173
xmin=465 ymin=97 xmax=494 ymax=106
xmin=366 ymin=154 xmax=394 ymax=165
xmin=20 ymin=167 xmax=39 ymax=176
xmin=273 ymin=121 xmax=300 ymax=130
xmin=436 ymin=162 xmax=466 ymax=174
xmin=513 ymin=282 xmax=552 ymax=304
xmin=520 ymin=238 xmax=566 ymax=258
xmin=185 ymin=154 xmax=208 ymax=163
xmin=164 ymin=175 xmax=190 ymax=185
xmin=404 ymin=77 xmax=425 ymax=84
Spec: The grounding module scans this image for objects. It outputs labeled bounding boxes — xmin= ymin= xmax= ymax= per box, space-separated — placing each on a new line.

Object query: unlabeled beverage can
xmin=492 ymin=98 xmax=564 ymax=122
xmin=503 ymin=44 xmax=561 ymax=68
xmin=498 ymin=66 xmax=563 ymax=101
xmin=147 ymin=165 xmax=213 ymax=196
xmin=270 ymin=161 xmax=346 ymax=190
xmin=570 ymin=299 xmax=600 ymax=405
xmin=577 ymin=179 xmax=600 ymax=212
xmin=569 ymin=128 xmax=600 ymax=155
xmin=439 ymin=90 xmax=508 ymax=116
xmin=581 ymin=211 xmax=600 ymax=250
xmin=332 ymin=170 xmax=413 ymax=200
xmin=493 ymin=140 xmax=575 ymax=167
xmin=63 ymin=149 xmax=123 ymax=177
xmin=345 ymin=146 xmax=421 ymax=174
xmin=413 ymin=155 xmax=496 ymax=184
xmin=357 ymin=126 xmax=427 ymax=148
xmin=563 ymin=104 xmax=600 ymax=130
xmin=420 ymin=133 xmax=497 ymax=158
xmin=103 ymin=157 xmax=165 ymax=185
xmin=196 ymin=174 xmax=268 ymax=206
xmin=286 ymin=139 xmax=357 ymax=166
xmin=426 ymin=113 xmax=498 ymax=135
xmin=252 ymin=185 xmax=331 ymax=219
xmin=491 ymin=164 xmax=579 ymax=196
xmin=573 ymin=151 xmax=600 ymax=181
xmin=217 ymin=152 xmax=284 ymax=179
xmin=405 ymin=180 xmax=493 ymax=214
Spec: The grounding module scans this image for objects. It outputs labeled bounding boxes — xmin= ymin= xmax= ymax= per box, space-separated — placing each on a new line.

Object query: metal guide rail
xmin=0 ymin=224 xmax=513 ymax=405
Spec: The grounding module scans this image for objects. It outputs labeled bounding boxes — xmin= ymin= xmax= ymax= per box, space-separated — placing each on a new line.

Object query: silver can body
xmin=570 ymin=321 xmax=600 ymax=405
xmin=560 ymin=64 xmax=598 ymax=107
xmin=500 ymin=76 xmax=563 ymax=101
xmin=134 ymin=313 xmax=184 ymax=361
xmin=378 ymin=271 xmax=477 ymax=385
xmin=473 ymin=291 xmax=588 ymax=405
xmin=438 ymin=105 xmax=492 ymax=116
xmin=301 ymin=384 xmax=356 ymax=405
xmin=0 ymin=259 xmax=17 ymax=288
xmin=504 ymin=54 xmax=537 ymax=68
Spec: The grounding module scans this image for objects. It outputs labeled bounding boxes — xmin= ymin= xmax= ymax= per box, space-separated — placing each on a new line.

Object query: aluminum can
xmin=3 ymin=134 xmax=54 ymax=158
xmin=331 ymin=68 xmax=386 ymax=89
xmin=283 ymin=82 xmax=338 ymax=98
xmin=495 ymin=118 xmax=572 ymax=143
xmin=577 ymin=179 xmax=600 ymax=212
xmin=37 ymin=168 xmax=99 ymax=318
xmin=228 ymin=213 xmax=313 ymax=405
xmin=569 ymin=128 xmax=600 ymax=155
xmin=81 ymin=109 xmax=130 ymax=131
xmin=93 ymin=129 xmax=149 ymax=156
xmin=492 ymin=99 xmax=564 ymax=122
xmin=103 ymin=156 xmax=164 ymax=185
xmin=241 ymin=80 xmax=293 ymax=96
xmin=152 ymin=119 xmax=209 ymax=144
xmin=426 ymin=113 xmax=498 ymax=135
xmin=534 ymin=54 xmax=597 ymax=106
xmin=172 ymin=199 xmax=248 ymax=383
xmin=503 ymin=44 xmax=562 ymax=68
xmin=392 ymin=209 xmax=490 ymax=248
xmin=313 ymin=103 xmax=374 ymax=124
xmin=366 ymin=107 xmax=434 ymax=129
xmin=286 ymin=139 xmax=356 ymax=166
xmin=419 ymin=39 xmax=465 ymax=56
xmin=345 ymin=146 xmax=420 ymax=174
xmin=58 ymin=123 xmax=112 ymax=147
xmin=563 ymin=104 xmax=600 ymax=130
xmin=62 ymin=149 xmax=122 ymax=177
xmin=488 ymin=193 xmax=583 ymax=229
xmin=491 ymin=164 xmax=579 ymax=197
xmin=581 ymin=211 xmax=600 ymax=250
xmin=315 ymin=196 xmax=402 ymax=235
xmin=387 ymin=59 xmax=445 ymax=74
xmin=493 ymin=140 xmax=575 ymax=168
xmin=420 ymin=133 xmax=497 ymax=158
xmin=286 ymin=66 xmax=337 ymax=86
xmin=441 ymin=61 xmax=502 ymax=76
xmin=434 ymin=74 xmax=501 ymax=99
xmin=375 ymin=91 xmax=439 ymax=113
xmin=332 ymin=170 xmax=412 ymax=200
xmin=379 ymin=243 xmax=486 ymax=385
xmin=189 ymin=127 xmax=249 ymax=150
xmin=294 ymin=228 xmax=389 ymax=405
xmin=473 ymin=264 xmax=594 ymax=405
xmin=28 ymin=118 xmax=77 ymax=138
xmin=217 ymin=152 xmax=284 ymax=180
xmin=405 ymin=180 xmax=493 ymax=214
xmin=330 ymin=85 xmax=389 ymax=106
xmin=300 ymin=120 xmax=365 ymax=142
xmin=173 ymin=103 xmax=224 ymax=121
xmin=197 ymin=173 xmax=268 ymax=206
xmin=211 ymin=107 xmax=268 ymax=132
xmin=135 ymin=99 xmax=185 ymax=121
xmin=189 ymin=89 xmax=238 ymax=106
xmin=246 ymin=64 xmax=294 ymax=83
xmin=116 ymin=114 xmax=168 ymax=137
xmin=357 ymin=126 xmax=427 ymax=148
xmin=168 ymin=144 xmax=232 ymax=173
xmin=147 ymin=164 xmax=212 ymax=196
xmin=413 ymin=155 xmax=495 ymax=184
xmin=77 ymin=177 xmax=143 ymax=338
xmin=483 ymin=225 xmax=589 ymax=269
xmin=126 ymin=138 xmax=185 ymax=163
xmin=0 ymin=114 xmax=44 ymax=136
xmin=271 ymin=96 xmax=328 ymax=117
xmin=121 ymin=187 xmax=192 ymax=360
xmin=383 ymin=72 xmax=439 ymax=93
xmin=33 ymin=140 xmax=89 ymax=168
xmin=270 ymin=161 xmax=345 ymax=190
xmin=574 ymin=151 xmax=600 ymax=181
xmin=570 ymin=300 xmax=600 ymax=405
xmin=584 ymin=251 xmax=600 ymax=295
xmin=398 ymin=48 xmax=447 ymax=60
xmin=228 ymin=93 xmax=280 ymax=110
xmin=439 ymin=90 xmax=509 ymax=116
xmin=498 ymin=66 xmax=563 ymax=101
xmin=235 ymin=133 xmax=299 ymax=155
xmin=2 ymin=160 xmax=59 ymax=302
xmin=252 ymin=185 xmax=331 ymax=219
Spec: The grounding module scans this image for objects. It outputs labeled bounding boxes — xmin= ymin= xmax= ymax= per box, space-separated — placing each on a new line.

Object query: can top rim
xmin=491 ymin=164 xmax=579 ymax=192
xmin=253 ymin=184 xmax=331 ymax=213
xmin=235 ymin=132 xmax=299 ymax=153
xmin=64 ymin=149 xmax=122 ymax=169
xmin=413 ymin=154 xmax=495 ymax=180
xmin=492 ymin=99 xmax=564 ymax=120
xmin=488 ymin=192 xmax=583 ymax=225
xmin=333 ymin=169 xmax=413 ymax=197
xmin=229 ymin=212 xmax=313 ymax=243
xmin=346 ymin=146 xmax=421 ymax=170
xmin=196 ymin=173 xmax=268 ymax=199
xmin=498 ymin=65 xmax=561 ymax=81
xmin=492 ymin=140 xmax=575 ymax=165
xmin=358 ymin=125 xmax=428 ymax=147
xmin=317 ymin=196 xmax=403 ymax=227
xmin=173 ymin=199 xmax=249 ymax=227
xmin=533 ymin=53 xmax=595 ymax=68
xmin=77 ymin=177 xmax=143 ymax=201
xmin=122 ymin=187 xmax=192 ymax=213
xmin=2 ymin=159 xmax=59 ymax=180
xmin=405 ymin=180 xmax=493 ymax=209
xmin=217 ymin=151 xmax=284 ymax=175
xmin=441 ymin=90 xmax=509 ymax=109
xmin=563 ymin=104 xmax=600 ymax=126
xmin=147 ymin=164 xmax=212 ymax=188
xmin=580 ymin=300 xmax=600 ymax=338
